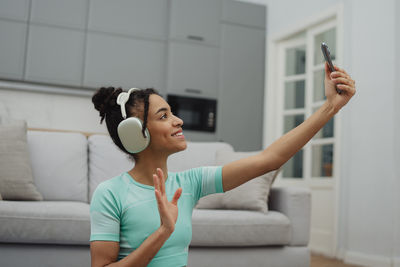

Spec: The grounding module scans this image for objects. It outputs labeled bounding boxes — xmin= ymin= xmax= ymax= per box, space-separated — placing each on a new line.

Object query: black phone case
xmin=321 ymin=42 xmax=342 ymax=94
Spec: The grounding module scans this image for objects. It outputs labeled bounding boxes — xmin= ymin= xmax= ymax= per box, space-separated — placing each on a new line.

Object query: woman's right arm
xmin=90 ymin=225 xmax=172 ymax=267
xmin=91 ymin=168 xmax=182 ymax=267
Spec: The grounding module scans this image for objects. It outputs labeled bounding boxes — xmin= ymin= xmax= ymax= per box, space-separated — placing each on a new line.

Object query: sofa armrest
xmin=268 ymin=187 xmax=311 ymax=246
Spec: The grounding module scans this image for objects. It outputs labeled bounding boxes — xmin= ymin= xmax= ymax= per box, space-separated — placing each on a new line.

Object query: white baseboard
xmin=335 ymin=248 xmax=346 ymax=260
xmin=309 ymin=229 xmax=334 ymax=257
xmin=344 ymin=251 xmax=392 ymax=267
xmin=310 ymin=246 xmax=333 ymax=258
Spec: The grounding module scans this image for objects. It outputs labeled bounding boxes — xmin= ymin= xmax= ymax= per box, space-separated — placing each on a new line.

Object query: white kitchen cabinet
xmin=88 ymin=0 xmax=168 ymax=40
xmin=167 ymin=41 xmax=219 ymax=99
xmin=84 ymin=32 xmax=166 ymax=93
xmin=0 ymin=0 xmax=30 ymax=22
xmin=169 ymin=0 xmax=221 ymax=46
xmin=0 ymin=20 xmax=27 ymax=79
xmin=25 ymin=24 xmax=85 ymax=86
xmin=30 ymin=0 xmax=88 ymax=30
xmin=217 ymin=23 xmax=265 ymax=151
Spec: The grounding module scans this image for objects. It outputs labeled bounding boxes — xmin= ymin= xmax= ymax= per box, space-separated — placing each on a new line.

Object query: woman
xmin=90 ymin=63 xmax=355 ymax=267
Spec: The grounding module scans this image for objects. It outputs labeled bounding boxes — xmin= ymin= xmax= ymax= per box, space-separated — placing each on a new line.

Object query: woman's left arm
xmin=222 ymin=63 xmax=356 ymax=192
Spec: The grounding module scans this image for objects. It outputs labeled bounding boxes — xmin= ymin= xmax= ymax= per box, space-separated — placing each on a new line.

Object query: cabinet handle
xmin=185 ymin=88 xmax=202 ymax=94
xmin=187 ymin=35 xmax=204 ymax=41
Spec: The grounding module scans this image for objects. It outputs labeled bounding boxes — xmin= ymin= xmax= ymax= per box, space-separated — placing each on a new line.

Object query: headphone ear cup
xmin=117 ymin=117 xmax=150 ymax=153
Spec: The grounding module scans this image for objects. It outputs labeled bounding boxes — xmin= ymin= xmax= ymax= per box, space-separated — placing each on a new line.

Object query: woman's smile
xmin=171 ymin=129 xmax=185 ymax=139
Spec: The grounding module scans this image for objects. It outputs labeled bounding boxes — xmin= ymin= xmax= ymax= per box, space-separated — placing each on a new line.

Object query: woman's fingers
xmin=171 ymin=188 xmax=182 ymax=205
xmin=331 ymin=70 xmax=352 ymax=81
xmin=331 ymin=70 xmax=355 ymax=86
xmin=153 ymin=168 xmax=165 ymax=196
xmin=336 ymin=84 xmax=356 ymax=95
xmin=330 ymin=68 xmax=355 ymax=87
xmin=157 ymin=168 xmax=166 ymax=194
xmin=331 ymin=77 xmax=353 ymax=87
xmin=332 ymin=65 xmax=351 ymax=79
xmin=154 ymin=187 xmax=165 ymax=211
xmin=153 ymin=174 xmax=159 ymax=192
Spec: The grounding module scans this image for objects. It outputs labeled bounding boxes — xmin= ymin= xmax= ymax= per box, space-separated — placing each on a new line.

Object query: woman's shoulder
xmin=169 ymin=166 xmax=221 ymax=177
xmin=90 ymin=173 xmax=131 ymax=211
xmin=93 ymin=173 xmax=129 ymax=196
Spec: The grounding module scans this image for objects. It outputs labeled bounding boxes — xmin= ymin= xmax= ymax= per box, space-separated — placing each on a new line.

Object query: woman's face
xmin=144 ymin=94 xmax=187 ymax=155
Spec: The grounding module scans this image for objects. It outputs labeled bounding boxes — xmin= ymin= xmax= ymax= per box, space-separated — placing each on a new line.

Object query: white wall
xmin=342 ymin=1 xmax=397 ymax=265
xmin=0 ymin=87 xmax=107 ymax=133
xmin=249 ymin=0 xmax=399 ymax=265
xmin=242 ymin=0 xmax=338 ymax=37
xmin=394 ymin=0 xmax=400 ymax=264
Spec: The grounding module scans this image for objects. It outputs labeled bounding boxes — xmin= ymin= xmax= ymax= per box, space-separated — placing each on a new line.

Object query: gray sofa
xmin=0 ymin=130 xmax=311 ymax=267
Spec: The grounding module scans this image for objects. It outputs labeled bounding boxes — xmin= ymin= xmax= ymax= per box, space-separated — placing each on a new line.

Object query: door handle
xmin=185 ymin=88 xmax=202 ymax=94
xmin=187 ymin=35 xmax=204 ymax=42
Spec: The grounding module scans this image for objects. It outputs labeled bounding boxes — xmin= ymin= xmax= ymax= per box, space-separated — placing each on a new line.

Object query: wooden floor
xmin=311 ymin=253 xmax=363 ymax=267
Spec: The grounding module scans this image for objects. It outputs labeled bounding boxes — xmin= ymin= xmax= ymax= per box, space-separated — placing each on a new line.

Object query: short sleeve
xmin=90 ymin=182 xmax=121 ymax=242
xmin=187 ymin=166 xmax=224 ymax=204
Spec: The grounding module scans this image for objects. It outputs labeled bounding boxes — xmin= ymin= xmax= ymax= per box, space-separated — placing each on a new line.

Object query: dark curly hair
xmin=92 ymin=86 xmax=160 ymax=162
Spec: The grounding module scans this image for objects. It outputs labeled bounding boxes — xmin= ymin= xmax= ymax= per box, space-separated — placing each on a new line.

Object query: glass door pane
xmin=314 ymin=28 xmax=336 ymax=65
xmin=285 ymin=45 xmax=306 ymax=75
xmin=282 ymin=43 xmax=306 ymax=179
xmin=311 ymin=144 xmax=334 ymax=177
xmin=313 ymin=69 xmax=326 ymax=102
xmin=284 ymin=80 xmax=305 ymax=109
xmin=283 ymin=149 xmax=303 ymax=178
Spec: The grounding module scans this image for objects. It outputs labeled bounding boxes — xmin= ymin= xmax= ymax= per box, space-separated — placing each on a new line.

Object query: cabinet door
xmin=25 ymin=24 xmax=85 ymax=86
xmin=84 ymin=32 xmax=166 ymax=92
xmin=30 ymin=0 xmax=88 ymax=30
xmin=88 ymin=0 xmax=168 ymax=40
xmin=169 ymin=0 xmax=221 ymax=46
xmin=0 ymin=20 xmax=27 ymax=79
xmin=218 ymin=24 xmax=265 ymax=151
xmin=167 ymin=42 xmax=219 ymax=99
xmin=0 ymin=0 xmax=30 ymax=21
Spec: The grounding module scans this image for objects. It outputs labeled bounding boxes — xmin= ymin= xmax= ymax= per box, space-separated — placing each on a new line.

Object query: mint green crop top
xmin=90 ymin=166 xmax=224 ymax=267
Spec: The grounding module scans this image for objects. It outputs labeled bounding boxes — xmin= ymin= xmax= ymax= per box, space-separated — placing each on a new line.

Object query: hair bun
xmin=92 ymin=87 xmax=122 ymax=123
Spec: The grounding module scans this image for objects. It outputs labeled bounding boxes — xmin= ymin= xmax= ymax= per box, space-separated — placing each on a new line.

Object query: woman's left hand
xmin=324 ymin=62 xmax=356 ymax=113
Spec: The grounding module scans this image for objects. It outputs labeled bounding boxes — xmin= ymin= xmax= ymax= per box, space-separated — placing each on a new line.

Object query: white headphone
xmin=116 ymin=88 xmax=150 ymax=153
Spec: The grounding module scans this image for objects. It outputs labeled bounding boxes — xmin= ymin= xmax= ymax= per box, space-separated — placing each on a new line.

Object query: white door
xmin=273 ymin=19 xmax=341 ymax=257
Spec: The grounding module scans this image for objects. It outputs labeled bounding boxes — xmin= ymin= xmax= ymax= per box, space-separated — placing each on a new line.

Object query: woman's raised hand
xmin=324 ymin=62 xmax=356 ymax=113
xmin=153 ymin=168 xmax=182 ymax=234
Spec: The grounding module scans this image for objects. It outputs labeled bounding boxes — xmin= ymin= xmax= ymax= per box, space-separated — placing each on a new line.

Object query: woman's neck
xmin=128 ymin=153 xmax=169 ymax=187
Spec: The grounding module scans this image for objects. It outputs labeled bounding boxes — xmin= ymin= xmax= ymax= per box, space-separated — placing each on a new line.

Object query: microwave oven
xmin=167 ymin=94 xmax=217 ymax=132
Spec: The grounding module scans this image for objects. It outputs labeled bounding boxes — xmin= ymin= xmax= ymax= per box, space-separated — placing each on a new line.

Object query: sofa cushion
xmin=88 ymin=134 xmax=133 ymax=202
xmin=167 ymin=141 xmax=234 ymax=172
xmin=0 ymin=201 xmax=90 ymax=245
xmin=191 ymin=209 xmax=290 ymax=246
xmin=27 ymin=131 xmax=88 ymax=202
xmin=0 ymin=120 xmax=43 ymax=200
xmin=196 ymin=150 xmax=278 ymax=213
xmin=88 ymin=137 xmax=235 ymax=202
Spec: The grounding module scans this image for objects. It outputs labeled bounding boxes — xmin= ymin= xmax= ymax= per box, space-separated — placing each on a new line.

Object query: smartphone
xmin=321 ymin=42 xmax=342 ymax=94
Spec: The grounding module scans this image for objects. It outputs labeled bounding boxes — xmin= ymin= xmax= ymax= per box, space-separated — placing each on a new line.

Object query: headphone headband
xmin=116 ymin=88 xmax=140 ymax=119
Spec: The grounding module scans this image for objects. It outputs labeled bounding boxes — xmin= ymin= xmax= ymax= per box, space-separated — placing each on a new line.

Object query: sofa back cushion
xmin=88 ymin=135 xmax=133 ymax=202
xmin=27 ymin=131 xmax=88 ymax=202
xmin=196 ymin=150 xmax=279 ymax=213
xmin=167 ymin=142 xmax=234 ymax=172
xmin=88 ymin=135 xmax=234 ymax=201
